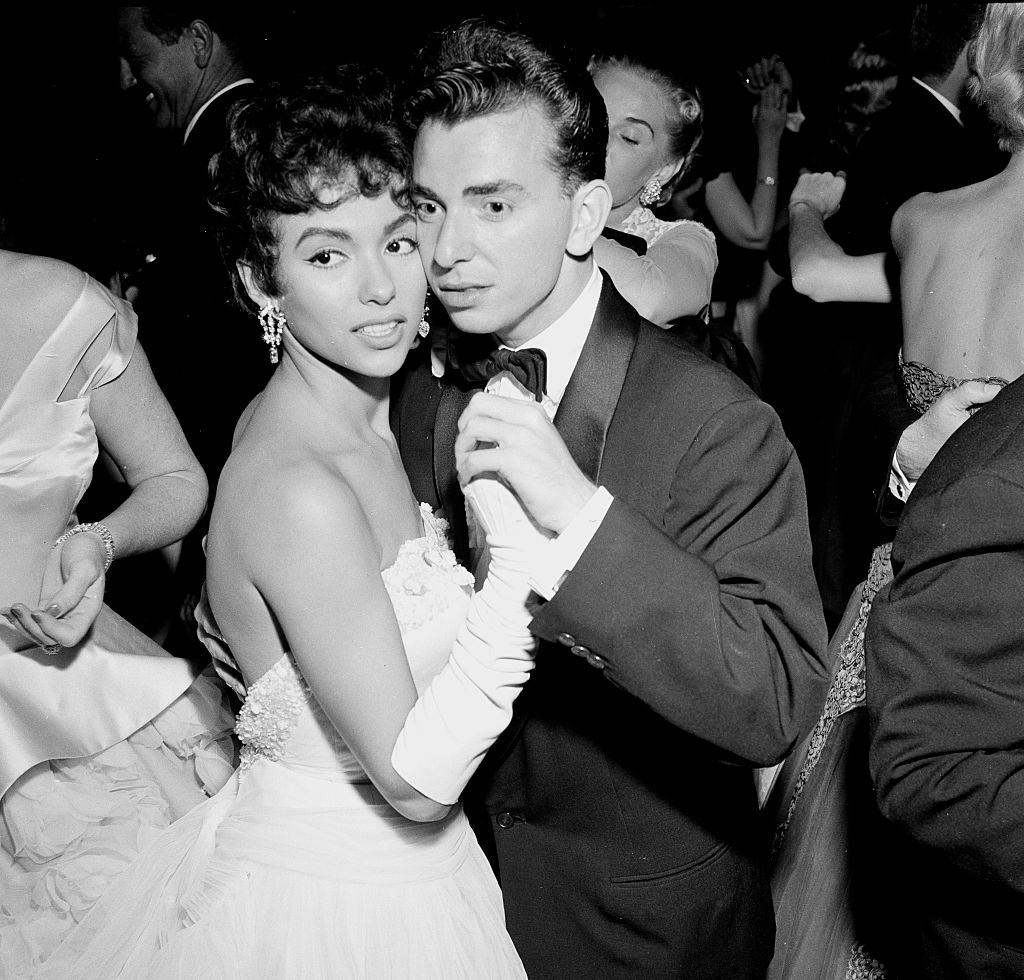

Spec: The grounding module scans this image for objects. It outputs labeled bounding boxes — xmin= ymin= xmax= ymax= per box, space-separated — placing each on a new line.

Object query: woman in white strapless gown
xmin=38 ymin=70 xmax=534 ymax=978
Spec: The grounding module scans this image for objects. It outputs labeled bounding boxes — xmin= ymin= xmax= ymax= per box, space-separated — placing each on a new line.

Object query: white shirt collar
xmin=501 ymin=262 xmax=602 ymax=408
xmin=911 ymin=76 xmax=962 ymax=125
xmin=183 ymin=78 xmax=255 ymax=145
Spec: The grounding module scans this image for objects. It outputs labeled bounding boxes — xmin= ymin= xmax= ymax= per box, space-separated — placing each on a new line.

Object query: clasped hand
xmin=790 ymin=171 xmax=847 ymax=220
xmin=1 ymin=532 xmax=105 ymax=651
xmin=455 ymin=392 xmax=597 ymax=536
xmin=896 ymin=381 xmax=1004 ymax=482
xmin=741 ymin=54 xmax=793 ymax=99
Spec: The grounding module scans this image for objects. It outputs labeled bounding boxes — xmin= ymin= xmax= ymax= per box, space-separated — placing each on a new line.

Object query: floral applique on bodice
xmin=620 ymin=205 xmax=716 ymax=251
xmin=231 ymin=505 xmax=473 ymax=779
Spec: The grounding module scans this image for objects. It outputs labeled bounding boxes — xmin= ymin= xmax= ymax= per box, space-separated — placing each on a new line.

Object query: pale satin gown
xmin=0 ymin=273 xmax=235 ymax=977
xmin=39 ymin=505 xmax=527 ymax=979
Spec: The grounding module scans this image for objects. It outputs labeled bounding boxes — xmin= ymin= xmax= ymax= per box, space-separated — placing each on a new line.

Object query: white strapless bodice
xmin=216 ymin=505 xmax=474 ymax=784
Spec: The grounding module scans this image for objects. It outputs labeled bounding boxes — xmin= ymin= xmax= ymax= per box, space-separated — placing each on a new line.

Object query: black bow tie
xmin=458 ymin=347 xmax=548 ymax=402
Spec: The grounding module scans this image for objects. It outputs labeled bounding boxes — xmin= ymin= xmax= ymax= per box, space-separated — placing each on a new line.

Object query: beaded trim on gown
xmin=0 ymin=273 xmax=236 ymax=978
xmin=37 ymin=504 xmax=528 ymax=979
xmin=765 ymin=354 xmax=1009 ymax=980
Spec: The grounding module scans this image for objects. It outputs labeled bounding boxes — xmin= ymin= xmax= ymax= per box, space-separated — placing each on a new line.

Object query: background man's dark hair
xmin=405 ymin=18 xmax=608 ymax=195
xmin=133 ymin=4 xmax=252 ymax=58
xmin=907 ymin=2 xmax=987 ymax=79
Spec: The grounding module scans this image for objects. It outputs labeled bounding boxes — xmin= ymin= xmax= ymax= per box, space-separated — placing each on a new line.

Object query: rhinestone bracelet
xmin=53 ymin=522 xmax=116 ymax=572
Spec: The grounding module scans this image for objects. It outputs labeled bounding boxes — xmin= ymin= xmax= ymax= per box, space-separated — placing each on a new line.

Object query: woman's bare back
xmin=896 ymin=157 xmax=1024 ymax=381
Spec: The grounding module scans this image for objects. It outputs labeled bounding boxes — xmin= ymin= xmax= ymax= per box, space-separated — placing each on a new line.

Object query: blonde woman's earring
xmin=639 ymin=177 xmax=663 ymax=208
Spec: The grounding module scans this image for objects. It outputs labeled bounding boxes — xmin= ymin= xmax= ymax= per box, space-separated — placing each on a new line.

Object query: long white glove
xmin=391 ymin=472 xmax=551 ymax=805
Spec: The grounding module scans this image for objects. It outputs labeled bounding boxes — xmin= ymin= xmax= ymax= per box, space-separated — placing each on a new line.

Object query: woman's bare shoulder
xmin=215 ymin=433 xmax=370 ymax=561
xmin=2 ymin=252 xmax=86 ymax=334
xmin=893 ymin=184 xmax=982 ymax=252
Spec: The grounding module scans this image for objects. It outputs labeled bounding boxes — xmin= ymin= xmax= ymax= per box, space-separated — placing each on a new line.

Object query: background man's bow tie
xmin=459 ymin=347 xmax=548 ymax=402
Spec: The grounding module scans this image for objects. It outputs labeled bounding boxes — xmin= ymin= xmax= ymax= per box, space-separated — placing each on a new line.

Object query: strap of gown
xmin=18 ymin=273 xmax=139 ymax=408
xmin=56 ymin=276 xmax=138 ymax=401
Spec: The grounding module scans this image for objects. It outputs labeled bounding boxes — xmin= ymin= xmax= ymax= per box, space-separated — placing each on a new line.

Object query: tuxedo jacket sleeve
xmin=865 ymin=378 xmax=1024 ymax=900
xmin=530 ymin=312 xmax=829 ymax=767
xmin=857 ymin=344 xmax=919 ymax=526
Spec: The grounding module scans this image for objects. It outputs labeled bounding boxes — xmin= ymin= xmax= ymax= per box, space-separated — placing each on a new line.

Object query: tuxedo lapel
xmin=554 ymin=273 xmax=640 ymax=483
xmin=433 ymin=382 xmax=474 ymax=563
xmin=473 ymin=276 xmax=641 ymax=796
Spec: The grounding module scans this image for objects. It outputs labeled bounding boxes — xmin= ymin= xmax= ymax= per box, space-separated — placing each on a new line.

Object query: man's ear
xmin=189 ymin=19 xmax=215 ymax=69
xmin=567 ymin=179 xmax=613 ymax=258
xmin=238 ymin=262 xmax=273 ymax=311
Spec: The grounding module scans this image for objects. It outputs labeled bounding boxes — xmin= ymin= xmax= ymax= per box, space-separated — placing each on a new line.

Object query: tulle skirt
xmin=0 ymin=668 xmax=236 ymax=978
xmin=37 ymin=756 xmax=526 ymax=979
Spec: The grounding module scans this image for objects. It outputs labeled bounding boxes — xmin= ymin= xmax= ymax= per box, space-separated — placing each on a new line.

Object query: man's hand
xmin=455 ymin=392 xmax=596 ymax=535
xmin=789 ymin=171 xmax=847 ymax=221
xmin=895 ymin=381 xmax=1004 ymax=482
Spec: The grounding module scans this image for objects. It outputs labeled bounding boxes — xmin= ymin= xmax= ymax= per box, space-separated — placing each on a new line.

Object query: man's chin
xmin=442 ymin=307 xmax=500 ymax=336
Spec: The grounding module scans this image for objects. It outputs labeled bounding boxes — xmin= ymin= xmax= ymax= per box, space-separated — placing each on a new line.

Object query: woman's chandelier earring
xmin=257 ymin=302 xmax=286 ymax=364
xmin=417 ymin=296 xmax=431 ymax=338
xmin=639 ymin=177 xmax=663 ymax=208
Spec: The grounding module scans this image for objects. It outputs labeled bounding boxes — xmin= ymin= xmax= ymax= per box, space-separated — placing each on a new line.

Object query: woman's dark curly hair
xmin=210 ymin=67 xmax=411 ymax=310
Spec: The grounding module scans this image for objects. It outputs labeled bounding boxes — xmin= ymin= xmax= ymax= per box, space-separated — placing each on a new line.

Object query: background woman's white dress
xmin=0 ymin=273 xmax=236 ymax=977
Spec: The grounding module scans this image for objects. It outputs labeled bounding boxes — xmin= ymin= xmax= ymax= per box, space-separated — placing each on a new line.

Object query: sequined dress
xmin=765 ymin=356 xmax=1009 ymax=980
xmin=37 ymin=507 xmax=527 ymax=979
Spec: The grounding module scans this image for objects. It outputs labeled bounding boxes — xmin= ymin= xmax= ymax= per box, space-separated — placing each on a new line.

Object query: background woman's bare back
xmin=896 ymin=154 xmax=1024 ymax=381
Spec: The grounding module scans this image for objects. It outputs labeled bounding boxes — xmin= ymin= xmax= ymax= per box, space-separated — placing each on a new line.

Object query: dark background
xmin=2 ymin=2 xmax=911 ymax=277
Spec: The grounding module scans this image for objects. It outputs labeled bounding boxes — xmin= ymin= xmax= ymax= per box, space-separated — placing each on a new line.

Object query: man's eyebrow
xmin=294 ymin=226 xmax=353 ymax=248
xmin=410 ymin=180 xmax=528 ymax=202
xmin=463 ymin=181 xmax=527 ymax=197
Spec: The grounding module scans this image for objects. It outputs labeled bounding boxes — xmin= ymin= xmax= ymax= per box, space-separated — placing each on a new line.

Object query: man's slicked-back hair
xmin=405 ymin=18 xmax=608 ymax=195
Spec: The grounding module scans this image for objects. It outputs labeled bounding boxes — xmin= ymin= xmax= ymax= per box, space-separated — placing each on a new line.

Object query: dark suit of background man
xmin=392 ymin=20 xmax=829 ymax=979
xmin=116 ymin=5 xmax=271 ymax=494
xmin=865 ymin=375 xmax=1024 ymax=979
xmin=105 ymin=7 xmax=271 ymax=653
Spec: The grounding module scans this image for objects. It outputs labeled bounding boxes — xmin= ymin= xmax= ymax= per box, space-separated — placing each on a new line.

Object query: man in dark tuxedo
xmin=117 ymin=5 xmax=268 ymax=489
xmin=110 ymin=7 xmax=270 ymax=652
xmin=785 ymin=1 xmax=1000 ymax=632
xmin=392 ymin=21 xmax=829 ymax=979
xmin=865 ymin=376 xmax=1024 ymax=978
